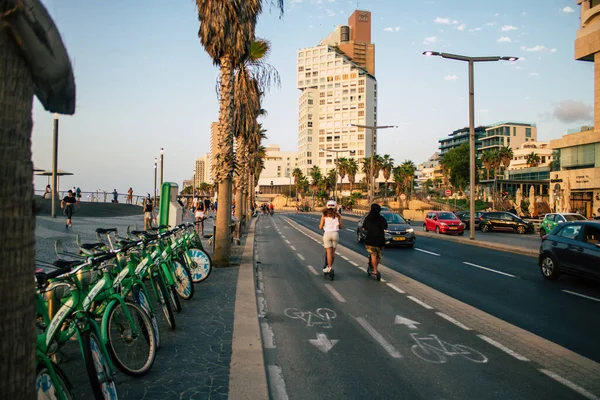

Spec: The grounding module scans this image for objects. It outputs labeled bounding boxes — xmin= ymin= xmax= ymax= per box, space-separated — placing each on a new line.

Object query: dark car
xmin=538 ymin=221 xmax=600 ymax=281
xmin=455 ymin=211 xmax=484 ymax=230
xmin=479 ymin=211 xmax=534 ymax=234
xmin=357 ymin=211 xmax=415 ymax=248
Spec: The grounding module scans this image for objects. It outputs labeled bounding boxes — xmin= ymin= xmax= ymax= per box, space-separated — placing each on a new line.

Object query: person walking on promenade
xmin=75 ymin=187 xmax=82 ymax=206
xmin=195 ymin=199 xmax=206 ymax=235
xmin=61 ymin=190 xmax=76 ymax=228
xmin=143 ymin=195 xmax=154 ymax=230
xmin=127 ymin=187 xmax=133 ymax=204
xmin=44 ymin=184 xmax=51 ymax=199
xmin=112 ymin=189 xmax=119 ymax=203
xmin=204 ymin=197 xmax=211 ymax=217
xmin=319 ymin=200 xmax=343 ymax=274
xmin=361 ymin=204 xmax=387 ymax=277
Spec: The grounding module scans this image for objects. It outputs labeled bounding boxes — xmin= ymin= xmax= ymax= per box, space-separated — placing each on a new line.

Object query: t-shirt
xmin=144 ymin=200 xmax=153 ymax=212
xmin=197 ymin=202 xmax=204 ymax=211
xmin=63 ymin=196 xmax=76 ymax=206
xmin=362 ymin=215 xmax=388 ymax=247
xmin=204 ymin=199 xmax=210 ymax=209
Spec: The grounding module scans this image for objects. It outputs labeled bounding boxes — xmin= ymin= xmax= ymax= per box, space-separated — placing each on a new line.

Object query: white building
xmin=195 ymin=153 xmax=210 ymax=185
xmin=508 ymin=141 xmax=554 ymax=170
xmin=261 ymin=144 xmax=298 ymax=179
xmin=296 ymin=10 xmax=377 ymax=178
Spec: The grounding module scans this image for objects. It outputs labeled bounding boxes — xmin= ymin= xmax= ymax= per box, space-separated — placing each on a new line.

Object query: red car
xmin=423 ymin=211 xmax=464 ymax=235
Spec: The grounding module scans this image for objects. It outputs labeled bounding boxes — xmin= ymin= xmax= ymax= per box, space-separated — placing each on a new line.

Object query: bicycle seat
xmin=80 ymin=242 xmax=106 ymax=250
xmin=118 ymin=239 xmax=136 ymax=247
xmin=96 ymin=228 xmax=117 ymax=234
xmin=130 ymin=230 xmax=146 ymax=236
xmin=53 ymin=259 xmax=82 ymax=268
xmin=142 ymin=233 xmax=158 ymax=240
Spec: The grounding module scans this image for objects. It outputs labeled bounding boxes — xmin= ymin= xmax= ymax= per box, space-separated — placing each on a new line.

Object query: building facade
xmin=508 ymin=141 xmax=554 ymax=171
xmin=195 ymin=153 xmax=209 ymax=186
xmin=479 ymin=122 xmax=537 ymax=155
xmin=576 ymin=0 xmax=600 ymax=129
xmin=209 ymin=122 xmax=219 ymax=183
xmin=438 ymin=126 xmax=487 ymax=156
xmin=261 ymin=144 xmax=298 ymax=179
xmin=296 ymin=10 xmax=377 ymax=178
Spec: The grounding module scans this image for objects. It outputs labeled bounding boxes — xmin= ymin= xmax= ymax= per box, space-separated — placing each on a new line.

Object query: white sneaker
xmin=323 ymin=266 xmax=331 ymax=273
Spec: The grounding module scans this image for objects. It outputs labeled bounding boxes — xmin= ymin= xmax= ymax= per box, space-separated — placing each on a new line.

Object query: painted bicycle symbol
xmin=410 ymin=333 xmax=488 ymax=364
xmin=284 ymin=308 xmax=337 ymax=329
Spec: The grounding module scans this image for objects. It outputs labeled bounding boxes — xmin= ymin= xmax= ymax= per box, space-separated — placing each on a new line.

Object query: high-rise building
xmin=261 ymin=144 xmax=298 ymax=179
xmin=195 ymin=154 xmax=209 ymax=186
xmin=478 ymin=122 xmax=537 ymax=156
xmin=296 ymin=10 xmax=377 ymax=177
xmin=209 ymin=122 xmax=219 ymax=183
xmin=438 ymin=126 xmax=487 ymax=156
xmin=575 ymin=0 xmax=600 ymax=129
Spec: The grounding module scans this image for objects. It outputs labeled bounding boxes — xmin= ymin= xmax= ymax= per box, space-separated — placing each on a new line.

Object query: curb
xmin=228 ymin=218 xmax=268 ymax=400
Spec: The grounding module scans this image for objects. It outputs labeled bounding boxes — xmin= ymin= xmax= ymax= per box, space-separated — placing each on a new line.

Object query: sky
xmin=32 ymin=0 xmax=592 ymax=196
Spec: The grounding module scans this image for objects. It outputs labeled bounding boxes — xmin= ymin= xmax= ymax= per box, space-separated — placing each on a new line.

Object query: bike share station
xmin=159 ymin=182 xmax=212 ymax=282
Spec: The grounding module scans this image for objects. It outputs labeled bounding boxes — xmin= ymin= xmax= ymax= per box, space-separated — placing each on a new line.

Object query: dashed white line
xmin=261 ymin=322 xmax=275 ymax=348
xmin=539 ymin=369 xmax=599 ymax=400
xmin=281 ymin=235 xmax=286 ymax=239
xmin=463 ymin=262 xmax=516 ymax=278
xmin=290 ymin=245 xmax=296 ymax=251
xmin=355 ymin=317 xmax=402 ymax=359
xmin=346 ymin=228 xmax=354 ymax=232
xmin=407 ymin=296 xmax=434 ymax=310
xmin=267 ymin=365 xmax=289 ymax=400
xmin=285 ymin=240 xmax=291 ymax=244
xmin=435 ymin=312 xmax=471 ymax=330
xmin=477 ymin=335 xmax=529 ymax=361
xmin=349 ymin=261 xmax=359 ymax=267
xmin=562 ymin=290 xmax=600 ymax=303
xmin=297 ymin=254 xmax=305 ymax=260
xmin=386 ymin=283 xmax=405 ymax=294
xmin=341 ymin=255 xmax=349 ymax=260
xmin=324 ymin=284 xmax=346 ymax=303
xmin=335 ymin=251 xmax=341 ymax=256
xmin=307 ymin=265 xmax=319 ymax=275
xmin=414 ymin=248 xmax=440 ymax=256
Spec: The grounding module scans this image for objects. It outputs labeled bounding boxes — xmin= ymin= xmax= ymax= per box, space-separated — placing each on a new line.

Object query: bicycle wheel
xmin=105 ymin=300 xmax=156 ymax=376
xmin=453 ymin=344 xmax=488 ymax=364
xmin=133 ymin=284 xmax=160 ymax=349
xmin=169 ymin=284 xmax=182 ymax=313
xmin=410 ymin=344 xmax=446 ymax=364
xmin=81 ymin=330 xmax=119 ymax=400
xmin=152 ymin=274 xmax=176 ymax=330
xmin=36 ymin=359 xmax=74 ymax=400
xmin=185 ymin=248 xmax=212 ymax=283
xmin=172 ymin=258 xmax=194 ymax=300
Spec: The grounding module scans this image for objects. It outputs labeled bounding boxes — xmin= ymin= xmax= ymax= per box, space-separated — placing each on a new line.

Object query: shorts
xmin=366 ymin=245 xmax=384 ymax=259
xmin=322 ymin=231 xmax=339 ymax=249
xmin=195 ymin=211 xmax=205 ymax=219
xmin=144 ymin=212 xmax=152 ymax=219
xmin=64 ymin=206 xmax=73 ymax=218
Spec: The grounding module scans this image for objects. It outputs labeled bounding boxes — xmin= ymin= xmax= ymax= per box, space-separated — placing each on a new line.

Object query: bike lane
xmin=256 ymin=215 xmax=589 ymax=399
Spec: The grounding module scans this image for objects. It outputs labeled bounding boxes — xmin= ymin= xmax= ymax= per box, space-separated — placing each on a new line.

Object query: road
xmin=256 ymin=213 xmax=600 ymax=400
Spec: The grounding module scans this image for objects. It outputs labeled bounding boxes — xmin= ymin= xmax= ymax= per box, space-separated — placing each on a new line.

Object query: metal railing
xmin=35 ymin=190 xmax=147 ymax=206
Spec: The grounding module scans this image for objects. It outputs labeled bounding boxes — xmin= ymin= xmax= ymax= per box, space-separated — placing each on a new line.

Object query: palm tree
xmin=198 ymin=182 xmax=213 ymax=196
xmin=309 ymin=166 xmax=322 ymax=207
xmin=490 ymin=150 xmax=501 ymax=178
xmin=336 ymin=157 xmax=348 ymax=198
xmin=381 ymin=155 xmax=394 ymax=201
xmin=526 ymin=152 xmax=541 ymax=168
xmin=481 ymin=151 xmax=494 ymax=180
xmin=401 ymin=160 xmax=417 ymax=196
xmin=392 ymin=166 xmax=406 ymax=200
xmin=498 ymin=146 xmax=514 ymax=173
xmin=361 ymin=157 xmax=372 ymax=190
xmin=346 ymin=158 xmax=359 ymax=194
xmin=292 ymin=167 xmax=303 ymax=200
xmin=1 ymin=6 xmax=76 ymax=397
xmin=195 ymin=0 xmax=283 ymax=266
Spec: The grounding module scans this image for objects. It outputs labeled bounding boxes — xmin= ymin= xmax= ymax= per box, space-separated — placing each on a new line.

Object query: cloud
xmin=494 ymin=13 xmax=500 ymax=17
xmin=444 ymin=74 xmax=458 ymax=81
xmin=486 ymin=22 xmax=496 ymax=27
xmin=457 ymin=23 xmax=466 ymax=31
xmin=434 ymin=17 xmax=451 ymax=24
xmin=384 ymin=26 xmax=401 ymax=32
xmin=325 ymin=9 xmax=335 ymax=16
xmin=497 ymin=36 xmax=512 ymax=43
xmin=520 ymin=45 xmax=557 ymax=53
xmin=469 ymin=27 xmax=483 ymax=32
xmin=529 ymin=72 xmax=539 ymax=76
xmin=452 ymin=20 xmax=459 ymax=25
xmin=562 ymin=6 xmax=575 ymax=12
xmin=423 ymin=36 xmax=438 ymax=45
xmin=501 ymin=25 xmax=518 ymax=31
xmin=553 ymin=101 xmax=593 ymax=123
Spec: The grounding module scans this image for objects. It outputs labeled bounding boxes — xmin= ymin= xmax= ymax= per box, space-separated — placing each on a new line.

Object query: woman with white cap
xmin=319 ymin=200 xmax=343 ymax=276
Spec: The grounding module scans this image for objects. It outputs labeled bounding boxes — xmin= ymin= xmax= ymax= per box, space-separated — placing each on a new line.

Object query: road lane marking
xmin=341 ymin=255 xmax=349 ymax=260
xmin=562 ymin=290 xmax=600 ymax=303
xmin=355 ymin=317 xmax=402 ymax=359
xmin=307 ymin=265 xmax=319 ymax=275
xmin=386 ymin=283 xmax=405 ymax=294
xmin=261 ymin=322 xmax=275 ymax=348
xmin=407 ymin=296 xmax=434 ymax=310
xmin=415 ymin=248 xmax=440 ymax=256
xmin=477 ymin=335 xmax=529 ymax=361
xmin=290 ymin=245 xmax=296 ymax=251
xmin=324 ymin=284 xmax=346 ymax=303
xmin=539 ymin=369 xmax=599 ymax=400
xmin=462 ymin=262 xmax=516 ymax=278
xmin=297 ymin=254 xmax=305 ymax=260
xmin=281 ymin=235 xmax=286 ymax=239
xmin=435 ymin=312 xmax=472 ymax=331
xmin=267 ymin=365 xmax=289 ymax=400
xmin=346 ymin=228 xmax=354 ymax=232
xmin=349 ymin=261 xmax=359 ymax=266
xmin=285 ymin=240 xmax=291 ymax=244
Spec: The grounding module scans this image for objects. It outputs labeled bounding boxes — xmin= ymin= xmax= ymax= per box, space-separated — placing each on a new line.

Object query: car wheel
xmin=516 ymin=225 xmax=526 ymax=234
xmin=540 ymin=254 xmax=560 ymax=280
xmin=407 ymin=243 xmax=414 ymax=249
xmin=423 ymin=224 xmax=427 ymax=232
xmin=480 ymin=224 xmax=489 ymax=233
xmin=539 ymin=228 xmax=546 ymax=238
xmin=435 ymin=226 xmax=440 ymax=234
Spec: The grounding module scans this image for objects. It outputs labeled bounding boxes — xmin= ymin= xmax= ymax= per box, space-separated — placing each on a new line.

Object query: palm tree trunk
xmin=0 ymin=24 xmax=36 ymax=398
xmin=214 ymin=57 xmax=235 ymax=266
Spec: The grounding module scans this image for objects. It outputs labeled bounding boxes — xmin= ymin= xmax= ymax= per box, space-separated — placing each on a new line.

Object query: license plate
xmin=393 ymin=237 xmax=406 ymax=241
xmin=449 ymin=227 xmax=457 ymax=230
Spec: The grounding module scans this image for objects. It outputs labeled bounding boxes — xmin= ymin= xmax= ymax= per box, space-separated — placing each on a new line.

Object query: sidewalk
xmin=35 ymin=211 xmax=251 ymax=399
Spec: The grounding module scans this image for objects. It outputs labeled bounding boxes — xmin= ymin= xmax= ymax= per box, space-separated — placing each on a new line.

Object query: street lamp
xmin=348 ymin=124 xmax=397 ymax=205
xmin=325 ymin=148 xmax=351 ymax=203
xmin=160 ymin=148 xmax=164 ymax=187
xmin=154 ymin=158 xmax=158 ymax=206
xmin=423 ymin=51 xmax=517 ymax=239
xmin=192 ymin=169 xmax=196 ymax=200
xmin=51 ymin=113 xmax=59 ymax=217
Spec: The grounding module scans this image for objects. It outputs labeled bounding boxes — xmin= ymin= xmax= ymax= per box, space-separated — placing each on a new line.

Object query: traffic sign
xmin=445 ymin=189 xmax=451 ymax=196
xmin=400 ymin=193 xmax=406 ymax=200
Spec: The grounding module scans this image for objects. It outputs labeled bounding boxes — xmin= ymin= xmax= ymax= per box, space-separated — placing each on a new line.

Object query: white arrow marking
xmin=309 ymin=333 xmax=338 ymax=354
xmin=394 ymin=315 xmax=421 ymax=330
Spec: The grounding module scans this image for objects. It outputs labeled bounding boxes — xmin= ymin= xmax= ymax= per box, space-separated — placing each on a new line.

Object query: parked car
xmin=423 ymin=211 xmax=464 ymax=235
xmin=478 ymin=211 xmax=534 ymax=234
xmin=455 ymin=211 xmax=484 ymax=230
xmin=538 ymin=221 xmax=600 ymax=281
xmin=357 ymin=212 xmax=415 ymax=247
xmin=539 ymin=213 xmax=587 ymax=237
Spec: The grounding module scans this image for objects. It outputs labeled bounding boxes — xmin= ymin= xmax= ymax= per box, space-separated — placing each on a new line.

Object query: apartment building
xmin=508 ymin=142 xmax=554 ymax=171
xmin=297 ymin=10 xmax=377 ymax=177
xmin=438 ymin=126 xmax=487 ymax=156
xmin=260 ymin=144 xmax=298 ymax=179
xmin=209 ymin=122 xmax=219 ymax=183
xmin=195 ymin=154 xmax=209 ymax=186
xmin=478 ymin=122 xmax=537 ymax=156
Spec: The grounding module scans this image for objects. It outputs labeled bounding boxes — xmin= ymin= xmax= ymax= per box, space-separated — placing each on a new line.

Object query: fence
xmin=35 ymin=190 xmax=148 ymax=206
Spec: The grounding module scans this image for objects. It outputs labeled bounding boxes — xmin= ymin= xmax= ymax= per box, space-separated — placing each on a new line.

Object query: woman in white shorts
xmin=319 ymin=200 xmax=343 ymax=273
xmin=195 ymin=201 xmax=206 ymax=235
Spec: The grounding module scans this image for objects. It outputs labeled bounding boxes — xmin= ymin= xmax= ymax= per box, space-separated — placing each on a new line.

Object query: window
xmin=327 ymin=76 xmax=333 ymax=82
xmin=358 ymin=103 xmax=364 ymax=109
xmin=319 ymin=99 xmax=325 ymax=105
xmin=308 ymin=99 xmax=313 ymax=105
xmin=358 ymin=150 xmax=364 ymax=156
xmin=525 ymin=128 xmax=532 ymax=138
xmin=358 ymin=111 xmax=365 ymax=116
xmin=298 ymin=66 xmax=304 ymax=72
xmin=358 ymin=134 xmax=365 ymax=140
xmin=342 ymin=74 xmax=348 ymax=80
xmin=307 ymin=160 xmax=312 ymax=165
xmin=307 ymin=122 xmax=313 ymax=127
xmin=557 ymin=225 xmax=581 ymax=240
xmin=350 ymin=72 xmax=357 ymax=78
xmin=358 ymin=87 xmax=365 ymax=93
xmin=359 ymin=79 xmax=365 ymax=85
xmin=513 ymin=127 xmax=516 ymax=136
xmin=320 ymin=92 xmax=325 ymax=98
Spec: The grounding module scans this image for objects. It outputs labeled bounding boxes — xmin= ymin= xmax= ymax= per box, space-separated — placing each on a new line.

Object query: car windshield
xmin=438 ymin=213 xmax=456 ymax=220
xmin=383 ymin=213 xmax=406 ymax=224
xmin=564 ymin=214 xmax=586 ymax=222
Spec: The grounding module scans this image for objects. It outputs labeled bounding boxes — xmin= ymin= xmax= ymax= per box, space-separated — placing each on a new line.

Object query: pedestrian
xmin=61 ymin=190 xmax=76 ymax=228
xmin=143 ymin=196 xmax=154 ymax=230
xmin=319 ymin=200 xmax=343 ymax=274
xmin=195 ymin=198 xmax=206 ymax=235
xmin=75 ymin=187 xmax=82 ymax=206
xmin=361 ymin=203 xmax=388 ymax=277
xmin=192 ymin=196 xmax=199 ymax=212
xmin=204 ymin=197 xmax=211 ymax=217
xmin=269 ymin=202 xmax=274 ymax=216
xmin=44 ymin=184 xmax=51 ymax=199
xmin=112 ymin=189 xmax=118 ymax=204
xmin=127 ymin=187 xmax=133 ymax=204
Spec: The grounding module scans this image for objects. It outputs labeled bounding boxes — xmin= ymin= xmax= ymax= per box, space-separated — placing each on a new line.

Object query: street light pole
xmin=160 ymin=148 xmax=164 ymax=188
xmin=192 ymin=170 xmax=196 ymax=201
xmin=423 ymin=51 xmax=517 ymax=240
xmin=154 ymin=158 xmax=158 ymax=206
xmin=325 ymin=148 xmax=350 ymax=203
xmin=51 ymin=113 xmax=59 ymax=218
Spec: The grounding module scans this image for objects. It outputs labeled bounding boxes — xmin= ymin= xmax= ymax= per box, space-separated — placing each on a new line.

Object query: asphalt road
xmin=256 ymin=213 xmax=600 ymax=400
